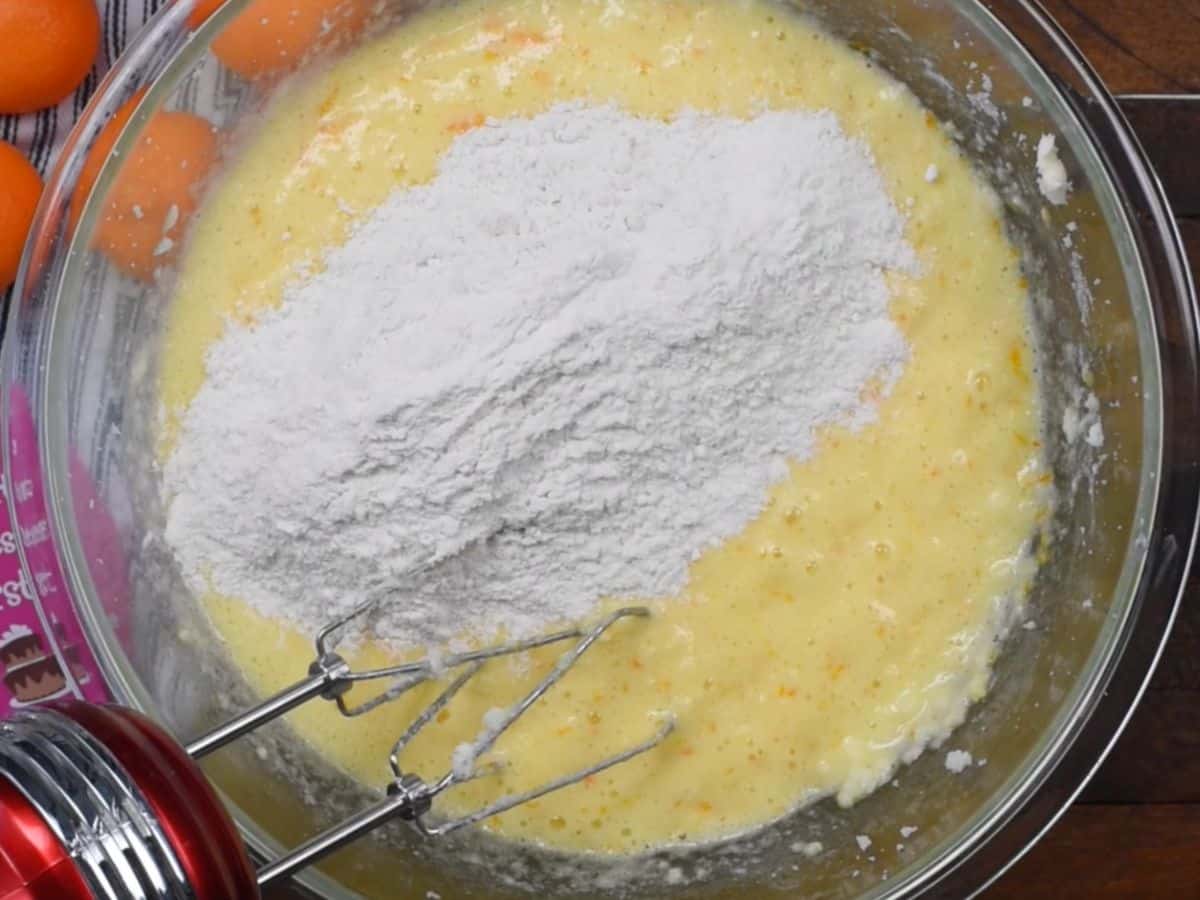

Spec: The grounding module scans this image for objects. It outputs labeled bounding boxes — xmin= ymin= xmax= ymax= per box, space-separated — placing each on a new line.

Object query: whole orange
xmin=0 ymin=142 xmax=44 ymax=291
xmin=92 ymin=111 xmax=219 ymax=280
xmin=70 ymin=90 xmax=147 ymax=232
xmin=187 ymin=0 xmax=225 ymax=27
xmin=191 ymin=0 xmax=370 ymax=80
xmin=0 ymin=0 xmax=101 ymax=114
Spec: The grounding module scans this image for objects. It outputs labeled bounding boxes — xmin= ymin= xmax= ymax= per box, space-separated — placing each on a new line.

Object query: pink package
xmin=0 ymin=385 xmax=120 ymax=713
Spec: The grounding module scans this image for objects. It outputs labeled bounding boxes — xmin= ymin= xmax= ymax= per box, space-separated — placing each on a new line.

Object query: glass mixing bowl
xmin=4 ymin=0 xmax=1198 ymax=897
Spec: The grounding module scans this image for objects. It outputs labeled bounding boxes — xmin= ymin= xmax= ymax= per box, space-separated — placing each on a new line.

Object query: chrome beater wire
xmin=179 ymin=597 xmax=674 ymax=889
xmin=185 ymin=586 xmax=588 ymax=756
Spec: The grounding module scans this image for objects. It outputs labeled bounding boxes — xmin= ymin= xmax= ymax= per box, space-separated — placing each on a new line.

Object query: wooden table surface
xmin=984 ymin=3 xmax=1200 ymax=897
xmin=0 ymin=2 xmax=1189 ymax=897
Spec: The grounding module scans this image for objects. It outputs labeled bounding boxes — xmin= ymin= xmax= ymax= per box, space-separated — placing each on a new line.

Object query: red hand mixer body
xmin=0 ymin=703 xmax=256 ymax=900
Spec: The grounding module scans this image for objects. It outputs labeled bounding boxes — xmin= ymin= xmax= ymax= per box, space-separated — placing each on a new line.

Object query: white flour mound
xmin=163 ymin=104 xmax=916 ymax=649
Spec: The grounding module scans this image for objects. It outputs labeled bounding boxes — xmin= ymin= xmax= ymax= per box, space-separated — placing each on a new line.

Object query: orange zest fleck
xmin=446 ymin=112 xmax=486 ymax=134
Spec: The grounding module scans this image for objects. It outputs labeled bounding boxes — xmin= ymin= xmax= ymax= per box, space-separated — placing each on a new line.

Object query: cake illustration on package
xmin=0 ymin=622 xmax=73 ymax=706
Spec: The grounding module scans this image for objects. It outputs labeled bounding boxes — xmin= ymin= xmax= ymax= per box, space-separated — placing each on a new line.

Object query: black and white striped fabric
xmin=0 ymin=1 xmax=165 ymax=176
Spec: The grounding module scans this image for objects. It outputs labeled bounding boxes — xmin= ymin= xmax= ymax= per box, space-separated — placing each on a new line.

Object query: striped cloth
xmin=0 ymin=1 xmax=165 ymax=175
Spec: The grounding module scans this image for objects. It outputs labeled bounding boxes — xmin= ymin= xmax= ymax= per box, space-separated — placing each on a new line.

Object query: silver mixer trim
xmin=0 ymin=710 xmax=193 ymax=900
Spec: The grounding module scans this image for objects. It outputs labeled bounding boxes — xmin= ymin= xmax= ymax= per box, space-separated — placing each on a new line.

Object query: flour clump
xmin=163 ymin=104 xmax=916 ymax=649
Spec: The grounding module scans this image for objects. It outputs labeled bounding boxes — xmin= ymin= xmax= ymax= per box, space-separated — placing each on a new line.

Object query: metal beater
xmin=0 ymin=599 xmax=673 ymax=899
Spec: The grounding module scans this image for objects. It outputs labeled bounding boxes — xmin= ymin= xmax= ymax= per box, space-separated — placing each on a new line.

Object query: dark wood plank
xmin=1145 ymin=575 xmax=1200 ymax=693
xmin=1119 ymin=98 xmax=1200 ymax=218
xmin=1038 ymin=0 xmax=1200 ymax=93
xmin=1148 ymin=222 xmax=1200 ymax=696
xmin=985 ymin=805 xmax=1200 ymax=898
xmin=1080 ymin=690 xmax=1200 ymax=804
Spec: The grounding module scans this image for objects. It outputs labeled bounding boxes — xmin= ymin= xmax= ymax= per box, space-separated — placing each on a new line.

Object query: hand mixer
xmin=0 ymin=597 xmax=673 ymax=899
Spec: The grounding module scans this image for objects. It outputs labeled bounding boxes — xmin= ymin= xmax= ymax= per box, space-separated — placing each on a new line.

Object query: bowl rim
xmin=2 ymin=0 xmax=1198 ymax=898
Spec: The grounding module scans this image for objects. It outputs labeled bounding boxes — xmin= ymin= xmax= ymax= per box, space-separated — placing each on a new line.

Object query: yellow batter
xmin=162 ymin=0 xmax=1050 ymax=855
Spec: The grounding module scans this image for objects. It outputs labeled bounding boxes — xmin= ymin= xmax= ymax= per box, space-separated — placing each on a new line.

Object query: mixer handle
xmin=0 ymin=703 xmax=258 ymax=900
